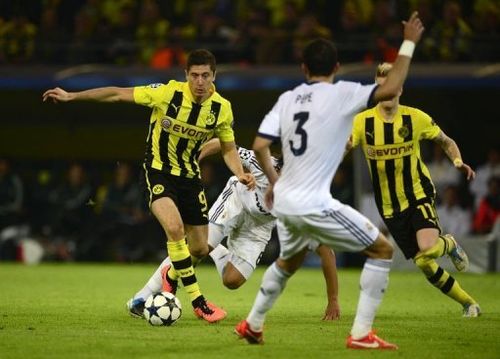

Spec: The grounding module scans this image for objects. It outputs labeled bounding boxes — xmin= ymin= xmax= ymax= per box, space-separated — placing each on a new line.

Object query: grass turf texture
xmin=0 ymin=263 xmax=499 ymax=359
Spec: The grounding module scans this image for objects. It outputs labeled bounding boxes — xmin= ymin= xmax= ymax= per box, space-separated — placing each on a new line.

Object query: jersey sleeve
xmin=133 ymin=82 xmax=169 ymax=108
xmin=417 ymin=109 xmax=441 ymax=140
xmin=257 ymin=98 xmax=282 ymax=140
xmin=215 ymin=101 xmax=235 ymax=142
xmin=338 ymin=81 xmax=378 ymax=113
xmin=351 ymin=113 xmax=363 ymax=147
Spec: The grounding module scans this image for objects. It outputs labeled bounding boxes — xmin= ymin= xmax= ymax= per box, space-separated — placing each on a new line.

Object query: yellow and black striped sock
xmin=415 ymin=255 xmax=476 ymax=306
xmin=167 ymin=239 xmax=202 ymax=302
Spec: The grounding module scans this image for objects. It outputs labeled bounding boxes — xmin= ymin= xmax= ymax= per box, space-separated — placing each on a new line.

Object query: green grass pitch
xmin=0 ymin=263 xmax=499 ymax=359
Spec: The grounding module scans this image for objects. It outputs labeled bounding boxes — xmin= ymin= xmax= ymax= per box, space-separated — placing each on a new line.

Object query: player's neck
xmin=307 ymin=75 xmax=334 ymax=84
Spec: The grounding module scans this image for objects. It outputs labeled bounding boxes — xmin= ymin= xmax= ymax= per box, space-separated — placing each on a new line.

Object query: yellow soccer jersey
xmin=352 ymin=105 xmax=441 ymax=217
xmin=134 ymin=80 xmax=235 ymax=178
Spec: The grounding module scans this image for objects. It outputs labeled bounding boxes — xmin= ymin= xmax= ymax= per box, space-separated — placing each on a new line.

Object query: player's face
xmin=186 ymin=65 xmax=215 ymax=102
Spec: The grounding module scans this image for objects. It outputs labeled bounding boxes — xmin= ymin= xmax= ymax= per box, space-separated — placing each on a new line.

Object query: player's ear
xmin=333 ymin=62 xmax=340 ymax=74
xmin=185 ymin=69 xmax=189 ymax=81
xmin=213 ymin=70 xmax=216 ymax=82
xmin=301 ymin=63 xmax=308 ymax=76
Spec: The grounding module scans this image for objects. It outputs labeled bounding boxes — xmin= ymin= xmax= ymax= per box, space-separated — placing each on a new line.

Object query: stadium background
xmin=0 ymin=0 xmax=499 ymax=266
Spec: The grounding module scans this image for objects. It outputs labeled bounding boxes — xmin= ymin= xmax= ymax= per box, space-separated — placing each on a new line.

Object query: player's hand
xmin=455 ymin=161 xmax=476 ymax=181
xmin=264 ymin=184 xmax=274 ymax=210
xmin=42 ymin=87 xmax=74 ymax=103
xmin=402 ymin=11 xmax=425 ymax=43
xmin=323 ymin=298 xmax=340 ymax=321
xmin=238 ymin=172 xmax=256 ymax=190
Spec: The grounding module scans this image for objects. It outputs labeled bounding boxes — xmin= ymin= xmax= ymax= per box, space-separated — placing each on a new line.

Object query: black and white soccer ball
xmin=143 ymin=292 xmax=182 ymax=326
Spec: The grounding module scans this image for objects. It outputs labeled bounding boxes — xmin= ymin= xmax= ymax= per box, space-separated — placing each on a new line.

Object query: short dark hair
xmin=302 ymin=38 xmax=338 ymax=77
xmin=187 ymin=49 xmax=216 ymax=73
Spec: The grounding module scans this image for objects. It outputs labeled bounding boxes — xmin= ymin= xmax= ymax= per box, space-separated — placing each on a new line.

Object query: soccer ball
xmin=143 ymin=292 xmax=182 ymax=326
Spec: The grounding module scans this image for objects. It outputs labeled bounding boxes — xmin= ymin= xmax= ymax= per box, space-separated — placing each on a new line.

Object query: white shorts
xmin=209 ymin=179 xmax=275 ymax=277
xmin=276 ymin=204 xmax=379 ymax=260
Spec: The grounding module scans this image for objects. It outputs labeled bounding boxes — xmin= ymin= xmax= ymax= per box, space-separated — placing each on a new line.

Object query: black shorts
xmin=142 ymin=167 xmax=208 ymax=225
xmin=383 ymin=198 xmax=441 ymax=259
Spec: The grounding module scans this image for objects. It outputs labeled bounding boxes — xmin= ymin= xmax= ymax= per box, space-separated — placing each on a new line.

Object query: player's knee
xmin=164 ymin=223 xmax=185 ymax=240
xmin=189 ymin=246 xmax=209 ymax=259
xmin=222 ymin=271 xmax=245 ymax=290
xmin=365 ymin=234 xmax=394 ymax=260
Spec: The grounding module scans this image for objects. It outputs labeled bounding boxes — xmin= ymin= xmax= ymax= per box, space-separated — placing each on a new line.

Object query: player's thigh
xmin=177 ymin=178 xmax=209 ymax=226
xmin=151 ymin=197 xmax=184 ymax=239
xmin=207 ymin=222 xmax=225 ymax=249
xmin=276 ymin=216 xmax=311 ymax=260
xmin=208 ymin=178 xmax=239 ymax=222
xmin=227 ymin=223 xmax=269 ymax=271
xmin=225 ymin=254 xmax=255 ymax=282
xmin=412 ymin=199 xmax=441 ymax=252
xmin=384 ymin=210 xmax=419 ymax=259
xmin=306 ymin=205 xmax=380 ymax=253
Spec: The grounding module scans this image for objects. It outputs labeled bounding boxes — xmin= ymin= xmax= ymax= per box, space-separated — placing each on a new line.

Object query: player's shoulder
xmin=354 ymin=106 xmax=376 ymax=120
xmin=211 ymin=89 xmax=232 ymax=109
xmin=400 ymin=105 xmax=431 ymax=119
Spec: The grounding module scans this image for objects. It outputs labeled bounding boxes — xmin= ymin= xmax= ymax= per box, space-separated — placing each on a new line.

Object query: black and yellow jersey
xmin=352 ymin=105 xmax=441 ymax=217
xmin=134 ymin=80 xmax=235 ymax=178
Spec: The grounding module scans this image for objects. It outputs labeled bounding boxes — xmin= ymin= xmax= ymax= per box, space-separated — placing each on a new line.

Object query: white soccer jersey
xmin=236 ymin=147 xmax=280 ymax=217
xmin=258 ymin=81 xmax=377 ymax=215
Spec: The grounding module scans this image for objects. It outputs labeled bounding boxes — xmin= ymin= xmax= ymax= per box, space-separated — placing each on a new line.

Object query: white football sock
xmin=134 ymin=256 xmax=172 ymax=300
xmin=351 ymin=258 xmax=391 ymax=339
xmin=208 ymin=244 xmax=230 ymax=278
xmin=247 ymin=262 xmax=291 ymax=332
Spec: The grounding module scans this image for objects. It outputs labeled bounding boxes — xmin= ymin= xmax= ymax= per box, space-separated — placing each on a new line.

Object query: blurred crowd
xmin=1 ymin=146 xmax=499 ymax=263
xmin=0 ymin=0 xmax=498 ymax=67
xmin=0 ymin=158 xmax=228 ymax=263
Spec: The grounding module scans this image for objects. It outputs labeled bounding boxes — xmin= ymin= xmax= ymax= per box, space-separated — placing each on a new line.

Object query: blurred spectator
xmin=36 ymin=5 xmax=66 ymax=64
xmin=471 ymin=0 xmax=500 ymax=62
xmin=426 ymin=143 xmax=461 ymax=200
xmin=470 ymin=148 xmax=500 ymax=209
xmin=107 ymin=4 xmax=138 ymax=65
xmin=232 ymin=5 xmax=273 ymax=64
xmin=0 ymin=158 xmax=25 ymax=260
xmin=423 ymin=0 xmax=473 ymax=62
xmin=0 ymin=158 xmax=24 ymax=230
xmin=47 ymin=162 xmax=94 ymax=260
xmin=335 ymin=0 xmax=372 ymax=63
xmin=292 ymin=13 xmax=332 ymax=63
xmin=135 ymin=0 xmax=170 ymax=66
xmin=436 ymin=185 xmax=471 ymax=237
xmin=89 ymin=162 xmax=148 ymax=261
xmin=364 ymin=0 xmax=401 ymax=64
xmin=29 ymin=168 xmax=56 ymax=237
xmin=67 ymin=0 xmax=109 ymax=64
xmin=0 ymin=14 xmax=37 ymax=64
xmin=473 ymin=176 xmax=500 ymax=234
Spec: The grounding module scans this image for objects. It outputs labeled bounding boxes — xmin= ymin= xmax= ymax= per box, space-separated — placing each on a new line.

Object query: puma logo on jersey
xmin=170 ymin=103 xmax=181 ymax=113
xmin=365 ymin=131 xmax=374 ymax=139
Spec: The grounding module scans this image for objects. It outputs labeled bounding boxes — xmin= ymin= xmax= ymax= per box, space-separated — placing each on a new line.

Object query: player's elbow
xmin=375 ymin=84 xmax=399 ymax=102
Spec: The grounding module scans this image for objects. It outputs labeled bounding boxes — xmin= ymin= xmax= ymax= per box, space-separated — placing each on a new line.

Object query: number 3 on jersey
xmin=290 ymin=112 xmax=309 ymax=156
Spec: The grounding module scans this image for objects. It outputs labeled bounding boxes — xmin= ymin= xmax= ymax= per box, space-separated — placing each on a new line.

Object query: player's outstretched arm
xmin=220 ymin=140 xmax=256 ymax=190
xmin=316 ymin=245 xmax=340 ymax=321
xmin=42 ymin=86 xmax=134 ymax=103
xmin=434 ymin=131 xmax=476 ymax=181
xmin=199 ymin=138 xmax=221 ymax=161
xmin=373 ymin=11 xmax=425 ymax=103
